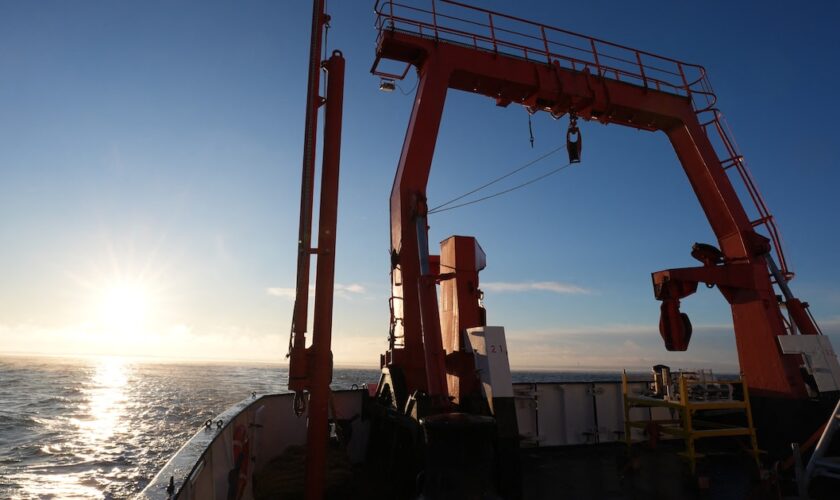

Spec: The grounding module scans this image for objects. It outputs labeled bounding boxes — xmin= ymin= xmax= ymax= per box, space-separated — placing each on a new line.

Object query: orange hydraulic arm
xmin=373 ymin=0 xmax=822 ymax=401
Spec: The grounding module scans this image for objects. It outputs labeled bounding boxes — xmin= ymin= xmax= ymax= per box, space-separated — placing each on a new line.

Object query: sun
xmin=98 ymin=282 xmax=150 ymax=333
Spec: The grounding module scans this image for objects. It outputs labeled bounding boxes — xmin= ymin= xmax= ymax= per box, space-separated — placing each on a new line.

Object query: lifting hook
xmin=566 ymin=113 xmax=582 ymax=164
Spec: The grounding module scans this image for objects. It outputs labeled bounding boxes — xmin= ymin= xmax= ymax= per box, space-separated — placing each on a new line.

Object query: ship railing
xmin=374 ymin=0 xmax=713 ymax=109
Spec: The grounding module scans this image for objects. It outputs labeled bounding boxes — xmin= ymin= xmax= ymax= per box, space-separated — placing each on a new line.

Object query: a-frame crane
xmin=370 ymin=0 xmax=838 ymax=439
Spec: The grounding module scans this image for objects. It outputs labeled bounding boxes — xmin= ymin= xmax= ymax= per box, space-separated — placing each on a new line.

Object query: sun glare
xmin=98 ymin=283 xmax=149 ymax=333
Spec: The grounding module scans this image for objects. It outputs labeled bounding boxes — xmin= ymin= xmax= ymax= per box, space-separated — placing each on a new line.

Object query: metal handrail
xmin=700 ymin=109 xmax=790 ymax=275
xmin=374 ymin=0 xmax=709 ymax=100
xmin=373 ymin=0 xmax=790 ymax=276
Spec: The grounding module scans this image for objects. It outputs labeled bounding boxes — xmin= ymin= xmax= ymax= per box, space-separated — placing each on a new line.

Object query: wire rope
xmin=428 ymin=161 xmax=574 ymax=214
xmin=428 ymin=144 xmax=566 ymax=213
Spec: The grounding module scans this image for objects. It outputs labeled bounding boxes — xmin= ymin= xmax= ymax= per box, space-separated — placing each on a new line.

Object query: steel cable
xmin=428 ymin=160 xmax=574 ymax=214
xmin=428 ymin=144 xmax=566 ymax=212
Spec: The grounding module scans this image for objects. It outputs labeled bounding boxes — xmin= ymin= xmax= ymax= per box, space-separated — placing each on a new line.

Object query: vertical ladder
xmin=695 ymin=107 xmax=792 ymax=278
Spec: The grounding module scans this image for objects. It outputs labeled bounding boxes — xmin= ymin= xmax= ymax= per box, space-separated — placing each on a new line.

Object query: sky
xmin=0 ymin=0 xmax=838 ymax=371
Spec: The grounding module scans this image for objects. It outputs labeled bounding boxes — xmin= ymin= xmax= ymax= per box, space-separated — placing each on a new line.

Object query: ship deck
xmin=520 ymin=442 xmax=756 ymax=500
xmin=140 ymin=385 xmax=839 ymax=500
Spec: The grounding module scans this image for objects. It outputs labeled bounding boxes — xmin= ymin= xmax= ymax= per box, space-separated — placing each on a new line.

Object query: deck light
xmin=379 ymin=78 xmax=396 ymax=92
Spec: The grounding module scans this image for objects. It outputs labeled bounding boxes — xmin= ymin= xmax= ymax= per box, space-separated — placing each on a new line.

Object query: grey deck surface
xmin=520 ymin=443 xmax=758 ymax=500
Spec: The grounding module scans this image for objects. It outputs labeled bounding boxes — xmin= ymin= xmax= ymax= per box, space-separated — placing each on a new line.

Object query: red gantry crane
xmin=366 ymin=6 xmax=840 ymax=492
xmin=369 ymin=0 xmax=837 ymax=407
xmin=288 ymin=1 xmax=840 ymax=498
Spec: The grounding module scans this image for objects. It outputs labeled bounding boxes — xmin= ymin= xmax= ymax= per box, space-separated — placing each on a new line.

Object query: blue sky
xmin=1 ymin=1 xmax=838 ymax=370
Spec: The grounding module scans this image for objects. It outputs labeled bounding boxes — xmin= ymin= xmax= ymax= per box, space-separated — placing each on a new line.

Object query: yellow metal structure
xmin=622 ymin=371 xmax=760 ymax=474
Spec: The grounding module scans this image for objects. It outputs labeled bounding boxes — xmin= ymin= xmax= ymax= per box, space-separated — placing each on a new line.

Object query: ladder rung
xmin=720 ymin=156 xmax=744 ymax=170
xmin=751 ymin=217 xmax=769 ymax=228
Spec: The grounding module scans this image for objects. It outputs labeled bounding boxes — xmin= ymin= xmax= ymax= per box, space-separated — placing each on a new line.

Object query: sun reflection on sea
xmin=12 ymin=471 xmax=105 ymax=499
xmin=75 ymin=356 xmax=128 ymax=445
xmin=19 ymin=356 xmax=131 ymax=498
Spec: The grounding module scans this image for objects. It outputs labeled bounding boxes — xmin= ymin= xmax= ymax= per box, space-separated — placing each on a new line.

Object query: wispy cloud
xmin=482 ymin=281 xmax=591 ymax=295
xmin=266 ymin=283 xmax=367 ymax=300
xmin=503 ymin=323 xmax=742 ymax=371
xmin=820 ymin=317 xmax=840 ymax=336
xmin=0 ymin=322 xmax=288 ymax=363
xmin=266 ymin=287 xmax=296 ymax=299
xmin=516 ymin=323 xmax=733 ymax=339
xmin=337 ymin=283 xmax=366 ymax=294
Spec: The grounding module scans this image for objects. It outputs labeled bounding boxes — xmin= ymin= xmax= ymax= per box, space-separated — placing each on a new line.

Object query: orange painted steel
xmin=289 ymin=0 xmax=327 ymax=395
xmin=303 ymin=51 xmax=345 ymax=500
xmin=383 ymin=60 xmax=451 ymax=400
xmin=438 ymin=236 xmax=486 ymax=405
xmin=287 ymin=1 xmax=345 ymax=498
xmin=373 ymin=0 xmax=819 ymax=400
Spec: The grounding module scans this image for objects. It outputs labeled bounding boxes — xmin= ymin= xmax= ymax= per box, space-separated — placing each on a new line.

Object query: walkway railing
xmin=374 ymin=0 xmax=712 ymax=106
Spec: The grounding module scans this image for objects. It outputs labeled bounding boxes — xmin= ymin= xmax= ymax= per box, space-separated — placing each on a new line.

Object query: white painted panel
xmin=510 ymin=381 xmax=669 ymax=447
xmin=210 ymin=426 xmax=231 ymax=499
xmin=593 ymin=383 xmax=624 ymax=443
xmin=560 ymin=384 xmax=597 ymax=445
xmin=332 ymin=390 xmax=368 ymax=463
xmin=530 ymin=384 xmax=601 ymax=446
xmin=251 ymin=405 xmax=267 ymax=477
xmin=779 ymin=335 xmax=840 ymax=392
xmin=192 ymin=457 xmax=213 ymax=500
xmin=260 ymin=395 xmax=308 ymax=459
xmin=535 ymin=384 xmax=568 ymax=446
xmin=514 ymin=384 xmax=538 ymax=444
xmin=466 ymin=327 xmax=514 ymax=408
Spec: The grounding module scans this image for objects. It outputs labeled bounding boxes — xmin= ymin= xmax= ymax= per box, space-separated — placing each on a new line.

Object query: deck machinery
xmin=287 ymin=1 xmax=840 ymax=498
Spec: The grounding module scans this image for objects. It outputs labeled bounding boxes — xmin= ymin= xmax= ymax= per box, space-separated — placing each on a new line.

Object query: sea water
xmin=0 ymin=355 xmax=625 ymax=499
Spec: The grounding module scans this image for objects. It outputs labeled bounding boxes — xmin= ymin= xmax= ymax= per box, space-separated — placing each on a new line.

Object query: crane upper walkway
xmin=374 ymin=0 xmax=714 ymax=109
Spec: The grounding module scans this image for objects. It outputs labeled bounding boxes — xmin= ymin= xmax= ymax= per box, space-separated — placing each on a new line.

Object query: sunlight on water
xmin=0 ymin=355 xmax=390 ymax=497
xmin=11 ymin=471 xmax=105 ymax=499
xmin=15 ymin=357 xmax=130 ymax=499
xmin=76 ymin=357 xmax=128 ymax=445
